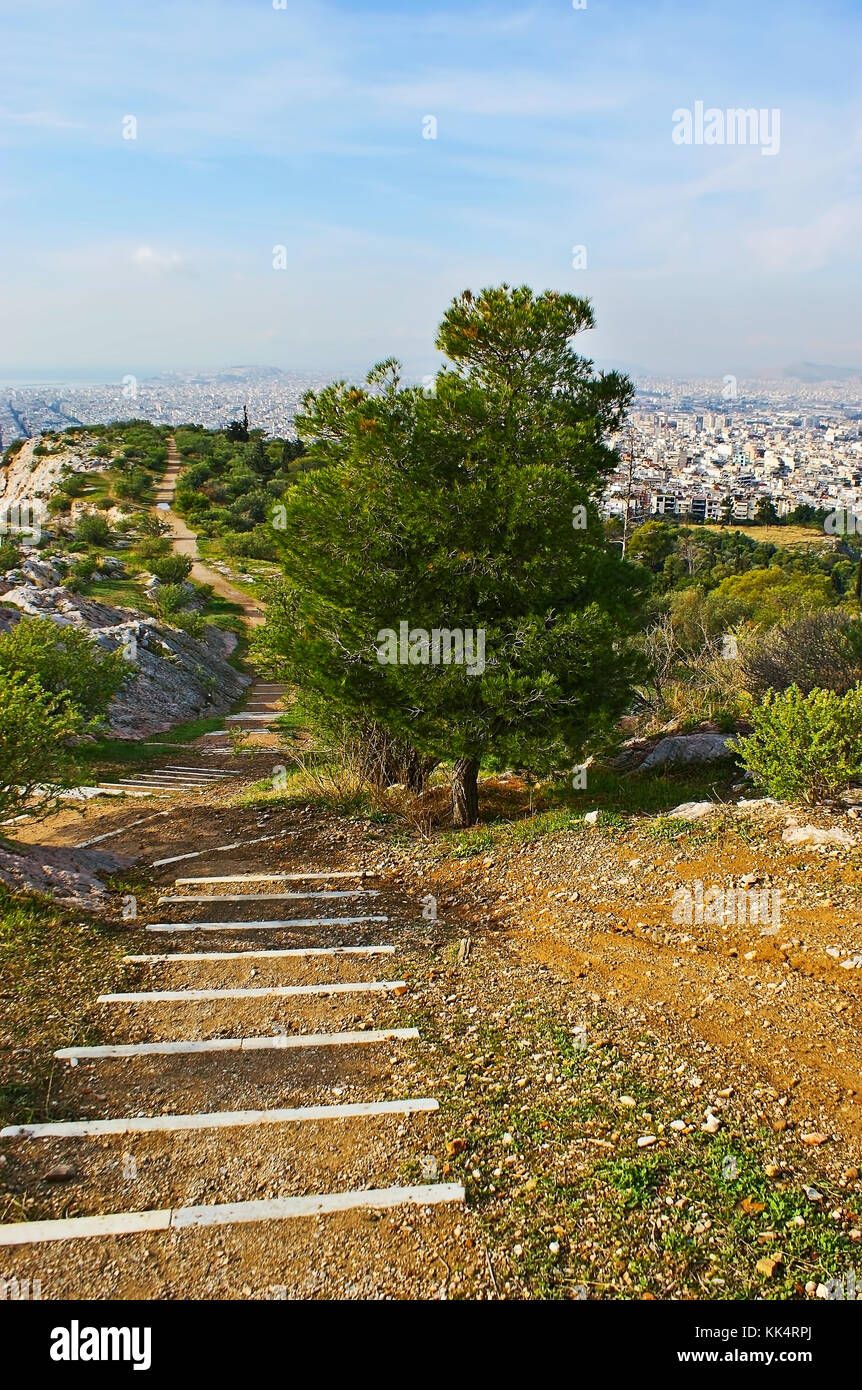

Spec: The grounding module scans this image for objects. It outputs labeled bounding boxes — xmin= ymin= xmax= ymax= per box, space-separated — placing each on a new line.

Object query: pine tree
xmin=258 ymin=287 xmax=647 ymax=824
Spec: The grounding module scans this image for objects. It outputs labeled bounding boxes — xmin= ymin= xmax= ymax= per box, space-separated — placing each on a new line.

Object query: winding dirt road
xmin=153 ymin=439 xmax=265 ymax=628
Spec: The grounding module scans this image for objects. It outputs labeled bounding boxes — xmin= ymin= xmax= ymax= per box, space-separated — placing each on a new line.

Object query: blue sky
xmin=0 ymin=0 xmax=860 ymax=379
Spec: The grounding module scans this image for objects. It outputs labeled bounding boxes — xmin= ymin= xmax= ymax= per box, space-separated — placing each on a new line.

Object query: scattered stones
xmin=665 ymin=801 xmax=720 ymax=822
xmin=782 ymin=825 xmax=856 ymax=848
xmin=43 ymin=1164 xmax=79 ymax=1183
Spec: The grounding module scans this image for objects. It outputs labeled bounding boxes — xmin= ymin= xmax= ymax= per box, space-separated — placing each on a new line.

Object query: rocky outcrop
xmin=0 ymin=843 xmax=134 ymax=909
xmin=0 ymin=437 xmax=109 ymax=510
xmin=0 ymin=584 xmax=249 ymax=738
xmin=636 ymin=733 xmax=732 ymax=772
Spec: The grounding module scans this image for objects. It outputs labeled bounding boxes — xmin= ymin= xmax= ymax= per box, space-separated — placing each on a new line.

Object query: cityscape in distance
xmin=4 ymin=361 xmax=861 ymax=526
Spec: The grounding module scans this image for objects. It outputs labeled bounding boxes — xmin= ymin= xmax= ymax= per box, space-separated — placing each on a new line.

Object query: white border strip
xmin=146 ymin=916 xmax=389 ymax=933
xmin=0 ymin=1184 xmax=464 ymax=1246
xmin=98 ymin=980 xmax=405 ymax=1003
xmin=55 ymin=1027 xmax=418 ymax=1060
xmin=163 ymin=767 xmax=243 ymax=775
xmin=122 ymin=945 xmax=395 ymax=963
xmin=151 ymin=830 xmax=295 ymax=868
xmin=3 ymin=1097 xmax=437 ymax=1140
xmin=74 ymin=811 xmax=170 ymax=849
xmin=157 ymin=891 xmax=378 ymax=903
xmin=175 ymin=871 xmax=374 ymax=884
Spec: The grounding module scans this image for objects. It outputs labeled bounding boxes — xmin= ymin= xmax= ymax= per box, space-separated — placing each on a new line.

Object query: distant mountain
xmin=151 ymin=365 xmax=291 ymax=385
xmin=782 ymin=362 xmax=862 ymax=383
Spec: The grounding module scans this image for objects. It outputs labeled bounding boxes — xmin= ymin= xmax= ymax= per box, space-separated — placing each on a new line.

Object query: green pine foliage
xmin=255 ymin=285 xmax=649 ymax=823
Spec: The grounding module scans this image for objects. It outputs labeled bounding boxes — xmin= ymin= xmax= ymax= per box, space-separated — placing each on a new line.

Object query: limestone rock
xmin=638 ymin=733 xmax=731 ymax=772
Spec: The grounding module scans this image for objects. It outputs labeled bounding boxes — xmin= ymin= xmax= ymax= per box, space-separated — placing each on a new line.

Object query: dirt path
xmin=3 ymin=790 xmax=862 ymax=1300
xmin=0 ymin=811 xmax=475 ymax=1298
xmin=154 ymin=440 xmax=265 ymax=627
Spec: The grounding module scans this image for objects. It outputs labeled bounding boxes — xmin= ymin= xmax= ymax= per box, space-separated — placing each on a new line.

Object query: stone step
xmin=157 ymin=891 xmax=380 ymax=903
xmin=2 ymin=1096 xmax=436 ymax=1140
xmin=55 ymin=1027 xmax=418 ymax=1061
xmin=122 ymin=945 xmax=395 ymax=963
xmin=0 ymin=1183 xmax=464 ymax=1246
xmin=145 ymin=916 xmax=389 ymax=933
xmin=97 ymin=980 xmax=405 ymax=1004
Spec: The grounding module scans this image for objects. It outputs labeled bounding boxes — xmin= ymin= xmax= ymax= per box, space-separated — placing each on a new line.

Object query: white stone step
xmin=157 ymin=891 xmax=379 ymax=903
xmin=163 ymin=766 xmax=244 ymax=775
xmin=55 ymin=1026 xmax=418 ymax=1060
xmin=122 ymin=945 xmax=395 ymax=963
xmin=2 ymin=1097 xmax=436 ymax=1140
xmin=0 ymin=1183 xmax=464 ymax=1246
xmin=118 ymin=776 xmax=210 ymax=786
xmin=75 ymin=811 xmax=170 ymax=848
xmin=151 ymin=829 xmax=296 ymax=867
xmin=98 ymin=980 xmax=406 ymax=1004
xmin=175 ymin=871 xmax=374 ymax=885
xmin=146 ymin=916 xmax=389 ymax=933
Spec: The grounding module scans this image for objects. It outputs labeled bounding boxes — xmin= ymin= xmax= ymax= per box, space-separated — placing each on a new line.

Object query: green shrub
xmin=730 ymin=684 xmax=862 ymax=802
xmin=0 ymin=538 xmax=21 ymax=572
xmin=73 ymin=514 xmax=113 ymax=546
xmin=58 ymin=472 xmax=88 ymax=498
xmin=171 ymin=610 xmax=205 ymax=638
xmin=0 ymin=671 xmax=84 ymax=823
xmin=151 ymin=583 xmax=188 ymax=617
xmin=149 ymin=553 xmax=193 ymax=584
xmin=67 ymin=556 xmax=98 ymax=588
xmin=133 ymin=536 xmax=171 ymax=563
xmin=113 ymin=467 xmax=152 ymax=503
xmin=0 ymin=616 xmax=129 ymax=721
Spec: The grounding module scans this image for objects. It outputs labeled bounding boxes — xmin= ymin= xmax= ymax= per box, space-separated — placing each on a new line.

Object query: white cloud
xmin=131 ymin=245 xmax=185 ymax=273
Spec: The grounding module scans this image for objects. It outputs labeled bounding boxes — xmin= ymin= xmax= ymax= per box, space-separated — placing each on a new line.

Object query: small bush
xmin=741 ymin=609 xmax=862 ymax=698
xmin=73 ymin=514 xmax=113 ymax=546
xmin=730 ymin=684 xmax=862 ymax=802
xmin=67 ymin=556 xmax=98 ymax=588
xmin=149 ymin=553 xmax=193 ymax=584
xmin=151 ymin=583 xmax=188 ymax=616
xmin=0 ymin=538 xmax=21 ymax=572
xmin=0 ymin=671 xmax=84 ymax=822
xmin=0 ymin=615 xmax=129 ymax=721
xmin=133 ymin=536 xmax=171 ymax=563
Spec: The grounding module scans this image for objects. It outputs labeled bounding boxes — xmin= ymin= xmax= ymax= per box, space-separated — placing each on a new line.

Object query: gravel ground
xmin=2 ymin=777 xmax=861 ymax=1301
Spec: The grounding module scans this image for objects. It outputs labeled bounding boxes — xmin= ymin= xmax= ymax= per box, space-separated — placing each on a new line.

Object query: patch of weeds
xmin=0 ymin=888 xmax=126 ymax=1128
xmin=445 ymin=827 xmax=496 ymax=858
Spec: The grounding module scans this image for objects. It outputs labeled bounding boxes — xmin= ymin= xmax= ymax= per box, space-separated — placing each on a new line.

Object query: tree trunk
xmin=402 ymin=748 xmax=436 ymax=793
xmin=452 ymin=756 xmax=480 ymax=827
